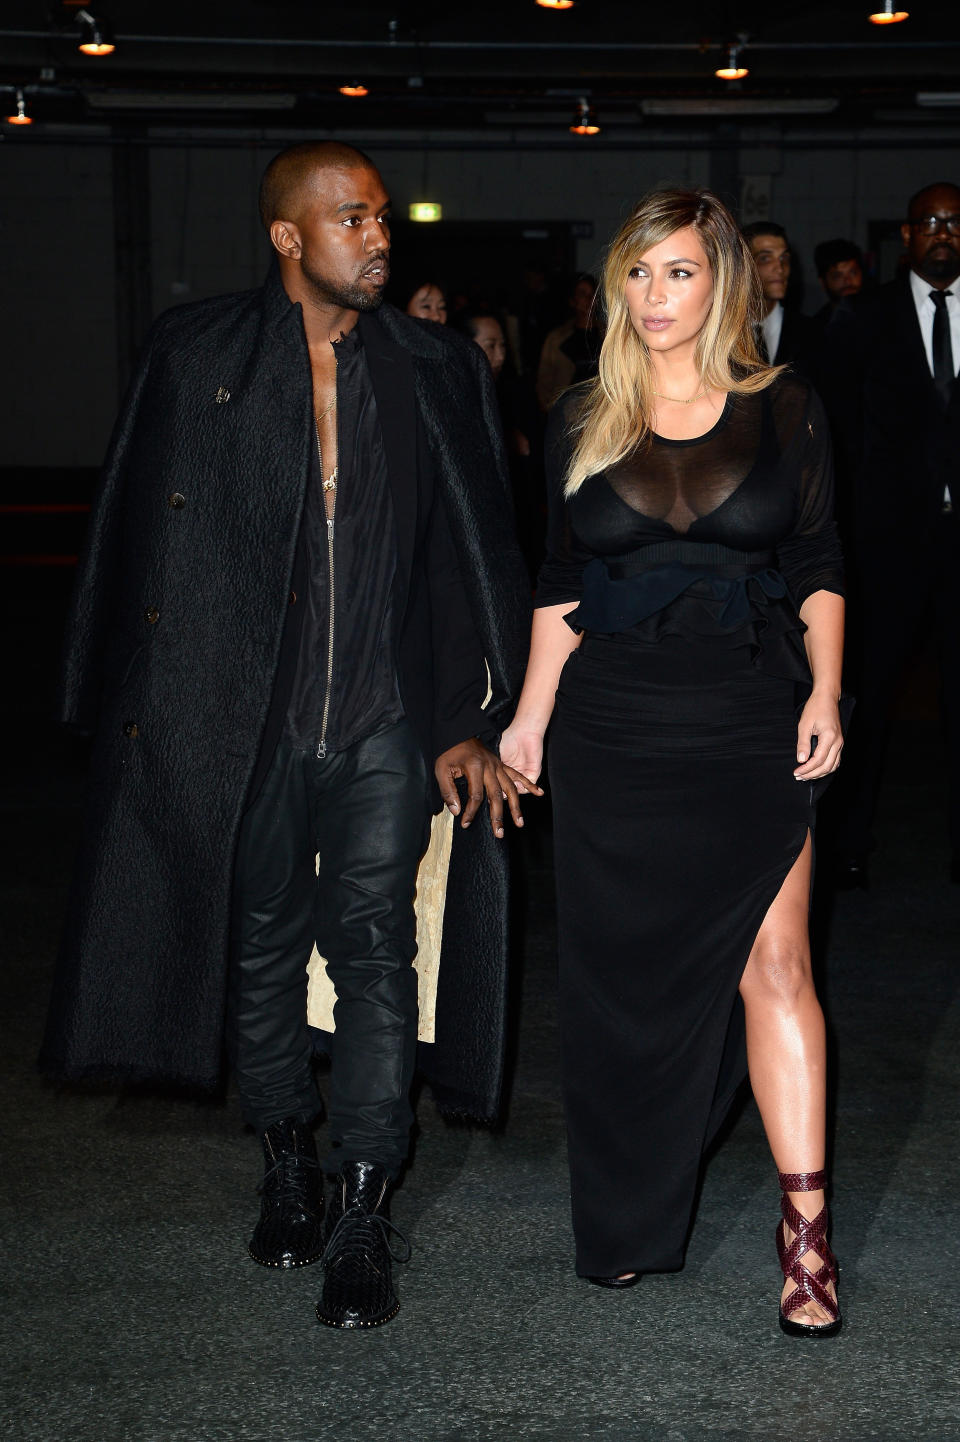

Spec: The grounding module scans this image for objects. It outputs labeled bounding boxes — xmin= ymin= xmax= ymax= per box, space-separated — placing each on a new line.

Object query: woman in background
xmin=405 ymin=281 xmax=448 ymax=324
xmin=500 ymin=188 xmax=845 ymax=1337
xmin=460 ymin=309 xmax=544 ymax=582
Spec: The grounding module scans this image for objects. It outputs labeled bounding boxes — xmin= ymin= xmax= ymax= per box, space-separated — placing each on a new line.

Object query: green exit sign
xmin=409 ymin=202 xmax=442 ymax=222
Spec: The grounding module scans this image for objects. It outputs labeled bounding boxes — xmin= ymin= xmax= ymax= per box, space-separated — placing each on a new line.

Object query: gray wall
xmin=1 ymin=133 xmax=953 ymax=467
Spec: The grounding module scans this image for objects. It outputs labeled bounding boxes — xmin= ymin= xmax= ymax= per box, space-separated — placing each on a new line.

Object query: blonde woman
xmin=499 ymin=188 xmax=845 ymax=1336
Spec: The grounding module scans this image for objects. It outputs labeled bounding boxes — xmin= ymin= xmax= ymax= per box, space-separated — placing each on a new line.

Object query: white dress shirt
xmin=761 ymin=302 xmax=784 ymax=365
xmin=908 ymin=268 xmax=960 ymax=378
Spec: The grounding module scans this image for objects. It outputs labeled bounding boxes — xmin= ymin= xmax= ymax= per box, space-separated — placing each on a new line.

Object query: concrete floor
xmin=2 ymin=592 xmax=959 ymax=1442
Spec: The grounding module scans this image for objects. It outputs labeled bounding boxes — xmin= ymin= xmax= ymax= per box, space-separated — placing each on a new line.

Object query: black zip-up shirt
xmin=283 ymin=325 xmax=403 ymax=755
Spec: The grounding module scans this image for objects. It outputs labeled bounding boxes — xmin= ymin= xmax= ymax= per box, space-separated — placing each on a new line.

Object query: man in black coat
xmin=829 ymin=182 xmax=960 ymax=885
xmin=742 ymin=220 xmax=816 ymax=376
xmin=41 ymin=142 xmax=535 ymax=1328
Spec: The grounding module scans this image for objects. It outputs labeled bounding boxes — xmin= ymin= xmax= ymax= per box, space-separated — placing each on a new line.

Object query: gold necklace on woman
xmin=652 ymin=388 xmax=708 ymax=405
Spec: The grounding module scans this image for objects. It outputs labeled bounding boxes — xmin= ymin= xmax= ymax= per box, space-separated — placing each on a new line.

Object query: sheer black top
xmin=535 ymin=375 xmax=844 ymax=670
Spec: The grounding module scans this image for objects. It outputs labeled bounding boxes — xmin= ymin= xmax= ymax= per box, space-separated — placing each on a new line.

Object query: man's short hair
xmin=741 ymin=220 xmax=788 ymax=244
xmin=814 ymin=238 xmax=863 ymax=277
xmin=258 ymin=141 xmax=376 ymax=232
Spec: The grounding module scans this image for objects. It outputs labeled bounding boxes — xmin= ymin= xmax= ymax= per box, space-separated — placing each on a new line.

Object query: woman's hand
xmin=498 ymin=724 xmax=545 ymax=794
xmin=794 ymin=691 xmax=843 ymax=781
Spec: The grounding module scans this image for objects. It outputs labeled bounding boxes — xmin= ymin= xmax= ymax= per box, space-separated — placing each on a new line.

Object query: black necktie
xmin=930 ymin=289 xmax=955 ymax=407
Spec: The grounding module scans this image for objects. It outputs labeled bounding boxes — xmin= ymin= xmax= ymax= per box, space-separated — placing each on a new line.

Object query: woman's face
xmin=472 ymin=317 xmax=507 ymax=379
xmin=406 ymin=284 xmax=447 ymax=323
xmin=624 ymin=225 xmax=714 ymax=357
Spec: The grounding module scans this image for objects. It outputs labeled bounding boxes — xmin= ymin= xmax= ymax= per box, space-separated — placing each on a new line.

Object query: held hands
xmin=434 ymin=736 xmax=544 ymax=840
xmin=794 ymin=691 xmax=843 ymax=782
xmin=497 ymin=724 xmax=544 ymax=794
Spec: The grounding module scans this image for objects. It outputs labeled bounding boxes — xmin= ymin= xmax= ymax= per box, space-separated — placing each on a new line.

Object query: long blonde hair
xmin=565 ymin=186 xmax=781 ymax=495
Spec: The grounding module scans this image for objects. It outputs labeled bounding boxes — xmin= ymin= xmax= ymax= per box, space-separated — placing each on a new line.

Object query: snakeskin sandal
xmin=776 ymin=1169 xmax=842 ymax=1338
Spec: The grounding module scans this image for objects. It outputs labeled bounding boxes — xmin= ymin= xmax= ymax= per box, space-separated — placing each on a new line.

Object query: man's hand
xmin=434 ymin=737 xmax=544 ymax=839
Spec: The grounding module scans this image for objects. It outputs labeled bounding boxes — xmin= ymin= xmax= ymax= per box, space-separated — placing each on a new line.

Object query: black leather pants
xmin=228 ymin=720 xmax=430 ymax=1177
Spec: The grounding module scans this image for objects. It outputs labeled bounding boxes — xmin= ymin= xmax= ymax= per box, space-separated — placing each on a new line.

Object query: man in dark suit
xmin=41 ymin=142 xmax=535 ymax=1328
xmin=832 ymin=182 xmax=960 ymax=884
xmin=742 ymin=220 xmax=816 ymax=374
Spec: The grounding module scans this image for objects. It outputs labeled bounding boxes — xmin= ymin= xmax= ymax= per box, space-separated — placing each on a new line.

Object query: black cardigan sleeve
xmin=775 ymin=384 xmax=846 ymax=608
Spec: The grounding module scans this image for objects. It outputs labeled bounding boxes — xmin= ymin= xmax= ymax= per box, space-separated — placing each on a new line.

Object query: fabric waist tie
xmin=605 ymin=541 xmax=776 ymax=580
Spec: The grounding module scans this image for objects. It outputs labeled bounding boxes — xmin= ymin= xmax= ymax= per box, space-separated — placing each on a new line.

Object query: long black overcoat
xmin=40 ymin=268 xmax=531 ymax=1120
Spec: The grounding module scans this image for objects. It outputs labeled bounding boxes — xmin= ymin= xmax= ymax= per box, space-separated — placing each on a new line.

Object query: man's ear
xmin=270 ymin=219 xmax=301 ymax=260
xmin=899 ymin=220 xmax=912 ymax=255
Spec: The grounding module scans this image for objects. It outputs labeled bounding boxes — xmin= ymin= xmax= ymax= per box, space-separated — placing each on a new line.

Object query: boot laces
xmin=322 ymin=1206 xmax=412 ymax=1267
xmin=256 ymin=1149 xmax=319 ymax=1209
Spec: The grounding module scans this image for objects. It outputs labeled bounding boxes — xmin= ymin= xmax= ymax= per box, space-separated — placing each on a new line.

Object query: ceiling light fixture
xmin=76 ymin=9 xmax=115 ymax=55
xmin=715 ymin=42 xmax=749 ymax=80
xmin=570 ymin=97 xmax=600 ymax=135
xmin=536 ymin=1 xmax=575 ymax=9
xmin=339 ymin=83 xmax=369 ymax=97
xmin=5 ymin=88 xmax=32 ymax=125
xmin=868 ymin=0 xmax=909 ymax=21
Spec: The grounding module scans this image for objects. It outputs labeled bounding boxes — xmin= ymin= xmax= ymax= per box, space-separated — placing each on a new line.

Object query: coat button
xmin=288 ymin=590 xmax=297 ymax=605
xmin=168 ymin=492 xmax=186 ymax=508
xmin=144 ymin=607 xmax=160 ymax=624
xmin=123 ymin=722 xmax=139 ymax=737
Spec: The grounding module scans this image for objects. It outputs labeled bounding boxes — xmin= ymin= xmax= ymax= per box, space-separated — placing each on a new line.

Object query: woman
xmin=459 ymin=309 xmax=544 ymax=581
xmin=405 ymin=281 xmax=448 ymax=324
xmin=499 ymin=188 xmax=845 ymax=1337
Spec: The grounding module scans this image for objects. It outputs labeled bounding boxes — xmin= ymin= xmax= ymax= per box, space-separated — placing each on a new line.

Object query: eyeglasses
xmin=910 ymin=214 xmax=960 ymax=235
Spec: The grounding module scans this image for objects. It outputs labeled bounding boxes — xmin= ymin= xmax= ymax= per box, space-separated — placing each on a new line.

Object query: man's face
xmin=901 ymin=185 xmax=960 ymax=287
xmin=748 ymin=232 xmax=791 ymax=304
xmin=822 ymin=259 xmax=863 ymax=302
xmin=276 ymin=164 xmax=391 ymax=311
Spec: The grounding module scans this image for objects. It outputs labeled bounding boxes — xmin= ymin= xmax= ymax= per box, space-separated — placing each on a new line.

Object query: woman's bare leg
xmin=738 ymin=832 xmax=836 ymax=1326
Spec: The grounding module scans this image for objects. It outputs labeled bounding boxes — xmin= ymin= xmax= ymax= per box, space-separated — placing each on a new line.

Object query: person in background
xmin=405 ymin=280 xmax=448 ymax=323
xmin=830 ymin=182 xmax=960 ymax=887
xmin=459 ymin=309 xmax=544 ymax=580
xmin=742 ymin=221 xmax=815 ymax=374
xmin=814 ymin=239 xmax=864 ymax=310
xmin=535 ymin=273 xmax=604 ymax=411
xmin=460 ymin=310 xmax=508 ymax=381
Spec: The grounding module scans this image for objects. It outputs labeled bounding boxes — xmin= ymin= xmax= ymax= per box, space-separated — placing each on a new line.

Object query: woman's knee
xmin=740 ymin=933 xmax=813 ymax=1006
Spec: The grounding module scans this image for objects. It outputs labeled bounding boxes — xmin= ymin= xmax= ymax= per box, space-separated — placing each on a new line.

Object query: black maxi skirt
xmin=549 ymin=623 xmax=813 ymax=1278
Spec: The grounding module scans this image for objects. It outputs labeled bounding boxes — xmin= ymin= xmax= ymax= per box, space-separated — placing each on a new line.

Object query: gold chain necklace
xmin=652 ymin=388 xmax=708 ymax=405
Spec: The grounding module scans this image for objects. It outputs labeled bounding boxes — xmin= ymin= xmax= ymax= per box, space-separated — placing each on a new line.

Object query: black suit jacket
xmin=828 ymin=277 xmax=960 ymax=562
xmin=770 ymin=306 xmax=816 ymax=377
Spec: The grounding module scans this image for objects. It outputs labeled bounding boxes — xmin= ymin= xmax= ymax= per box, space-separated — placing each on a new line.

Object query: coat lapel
xmin=360 ymin=310 xmax=418 ymax=601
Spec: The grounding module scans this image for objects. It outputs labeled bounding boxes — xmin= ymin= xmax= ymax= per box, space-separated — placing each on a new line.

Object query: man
xmin=41 ymin=142 xmax=534 ymax=1327
xmin=742 ymin=220 xmax=815 ymax=373
xmin=830 ymin=182 xmax=960 ymax=885
xmin=814 ymin=238 xmax=865 ymax=309
xmin=535 ymin=273 xmax=603 ymax=411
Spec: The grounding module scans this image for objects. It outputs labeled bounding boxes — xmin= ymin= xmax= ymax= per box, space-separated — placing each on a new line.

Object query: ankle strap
xmin=778 ymin=1169 xmax=827 ymax=1192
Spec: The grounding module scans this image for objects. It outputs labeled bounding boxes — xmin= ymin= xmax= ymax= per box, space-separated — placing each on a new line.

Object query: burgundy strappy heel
xmin=776 ymin=1169 xmax=842 ymax=1338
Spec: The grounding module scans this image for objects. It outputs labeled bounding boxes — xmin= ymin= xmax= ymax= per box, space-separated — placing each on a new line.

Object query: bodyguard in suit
xmin=832 ymin=182 xmax=960 ymax=884
xmin=742 ymin=220 xmax=816 ymax=375
xmin=41 ymin=142 xmax=535 ymax=1327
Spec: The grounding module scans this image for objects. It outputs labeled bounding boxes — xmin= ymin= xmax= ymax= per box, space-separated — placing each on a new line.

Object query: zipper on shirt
xmin=315 ymin=418 xmax=337 ymax=760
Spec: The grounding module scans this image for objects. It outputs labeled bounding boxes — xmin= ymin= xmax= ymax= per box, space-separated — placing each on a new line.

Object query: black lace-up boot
xmin=248 ymin=1118 xmax=325 ymax=1269
xmin=315 ymin=1161 xmax=411 ymax=1328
